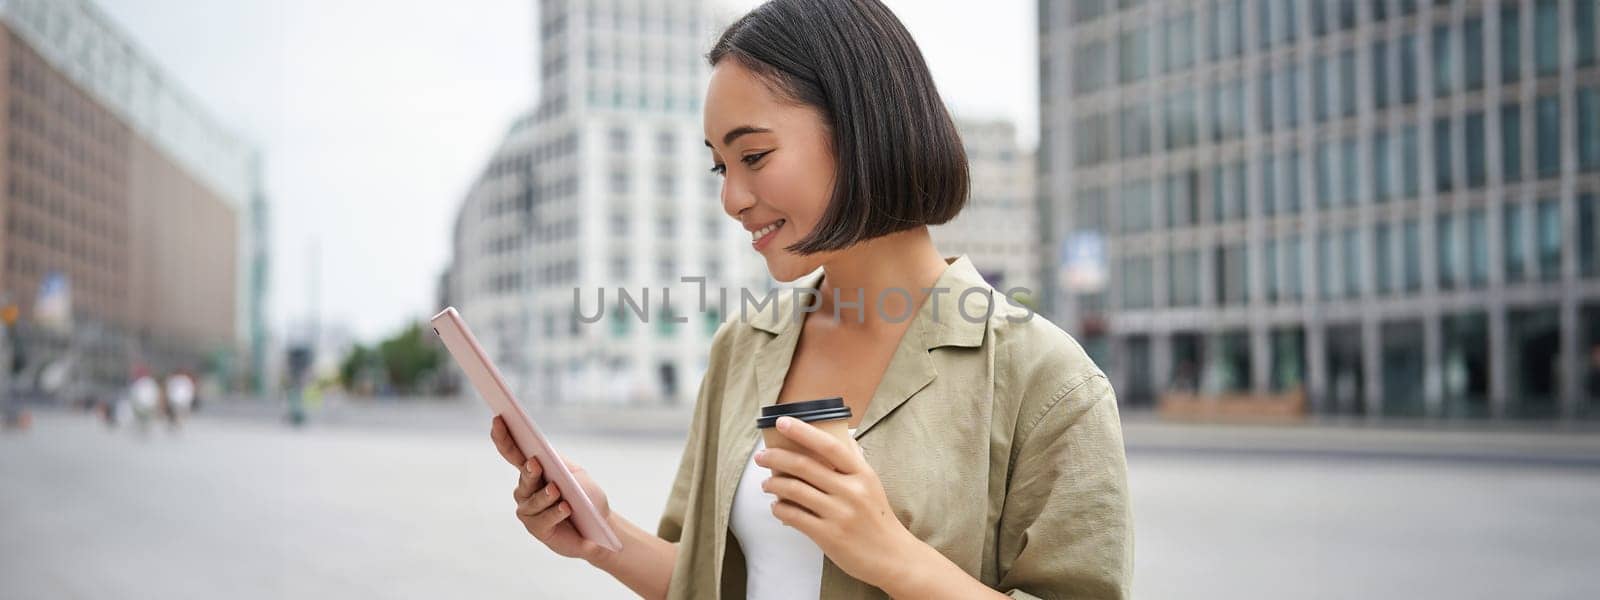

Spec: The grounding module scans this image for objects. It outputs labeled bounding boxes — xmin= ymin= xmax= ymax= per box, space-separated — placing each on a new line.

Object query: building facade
xmin=449 ymin=0 xmax=764 ymax=408
xmin=0 ymin=0 xmax=266 ymax=391
xmin=1039 ymin=0 xmax=1600 ymax=420
xmin=933 ymin=118 xmax=1040 ymax=300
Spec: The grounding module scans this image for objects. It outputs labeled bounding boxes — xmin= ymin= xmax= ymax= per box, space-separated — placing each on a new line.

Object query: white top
xmin=729 ymin=427 xmax=856 ymax=599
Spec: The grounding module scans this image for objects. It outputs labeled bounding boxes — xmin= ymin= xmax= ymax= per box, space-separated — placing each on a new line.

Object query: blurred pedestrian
xmin=165 ymin=371 xmax=194 ymax=431
xmin=129 ymin=367 xmax=160 ymax=437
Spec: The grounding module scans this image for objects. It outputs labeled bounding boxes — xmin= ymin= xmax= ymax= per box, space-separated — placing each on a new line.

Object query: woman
xmin=488 ymin=0 xmax=1132 ymax=597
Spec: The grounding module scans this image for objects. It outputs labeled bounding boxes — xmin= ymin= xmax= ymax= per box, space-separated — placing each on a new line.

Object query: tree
xmin=376 ymin=322 xmax=442 ymax=395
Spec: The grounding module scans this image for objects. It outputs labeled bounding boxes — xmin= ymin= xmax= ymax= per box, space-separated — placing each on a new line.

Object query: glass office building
xmin=1038 ymin=0 xmax=1600 ymax=420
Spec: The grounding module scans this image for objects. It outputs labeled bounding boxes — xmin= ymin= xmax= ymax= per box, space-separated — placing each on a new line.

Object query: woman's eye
xmin=741 ymin=151 xmax=771 ymax=166
xmin=709 ymin=163 xmax=726 ymax=176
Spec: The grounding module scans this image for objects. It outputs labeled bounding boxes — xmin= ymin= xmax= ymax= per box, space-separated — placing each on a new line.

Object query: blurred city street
xmin=3 ymin=403 xmax=1597 ymax=599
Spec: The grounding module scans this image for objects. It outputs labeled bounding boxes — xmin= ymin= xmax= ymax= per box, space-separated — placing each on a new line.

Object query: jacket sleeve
xmin=996 ymin=373 xmax=1133 ymax=600
xmin=656 ymin=320 xmax=733 ymax=543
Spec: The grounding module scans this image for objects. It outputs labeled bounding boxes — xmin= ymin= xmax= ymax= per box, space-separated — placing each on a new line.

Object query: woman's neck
xmin=812 ymin=227 xmax=950 ymax=331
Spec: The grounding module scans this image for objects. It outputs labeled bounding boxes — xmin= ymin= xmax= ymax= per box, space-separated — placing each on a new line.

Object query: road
xmin=2 ymin=408 xmax=1597 ymax=599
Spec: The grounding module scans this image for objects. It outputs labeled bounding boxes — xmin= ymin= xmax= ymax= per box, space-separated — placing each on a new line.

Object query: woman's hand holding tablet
xmin=430 ymin=307 xmax=623 ymax=557
xmin=489 ymin=415 xmax=616 ymax=561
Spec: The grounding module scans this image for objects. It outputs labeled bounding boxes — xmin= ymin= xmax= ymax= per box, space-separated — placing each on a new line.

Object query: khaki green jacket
xmin=656 ymin=255 xmax=1132 ymax=599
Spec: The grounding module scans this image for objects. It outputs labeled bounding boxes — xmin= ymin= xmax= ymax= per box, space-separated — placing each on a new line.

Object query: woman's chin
xmin=763 ymin=258 xmax=816 ymax=284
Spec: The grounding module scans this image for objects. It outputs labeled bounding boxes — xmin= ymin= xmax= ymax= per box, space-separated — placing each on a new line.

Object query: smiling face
xmin=703 ymin=60 xmax=839 ymax=282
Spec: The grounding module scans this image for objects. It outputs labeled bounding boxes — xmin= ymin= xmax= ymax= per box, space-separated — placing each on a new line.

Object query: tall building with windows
xmin=932 ymin=118 xmax=1040 ymax=299
xmin=0 ymin=0 xmax=267 ymax=391
xmin=1039 ymin=0 xmax=1600 ymax=420
xmin=449 ymin=0 xmax=761 ymax=407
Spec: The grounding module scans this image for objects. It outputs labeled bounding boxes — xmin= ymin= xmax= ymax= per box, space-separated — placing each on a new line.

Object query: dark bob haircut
xmin=707 ymin=0 xmax=969 ymax=255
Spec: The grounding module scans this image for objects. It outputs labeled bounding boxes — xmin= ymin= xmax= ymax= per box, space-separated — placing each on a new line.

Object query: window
xmin=1438 ymin=212 xmax=1458 ymax=291
xmin=1314 ymin=55 xmax=1332 ymax=123
xmin=1372 ymin=40 xmax=1390 ymax=109
xmin=1120 ymin=255 xmax=1154 ymax=309
xmin=1399 ymin=34 xmax=1418 ymax=104
xmin=1074 ymin=113 xmax=1112 ymax=166
xmin=1120 ymin=102 xmax=1153 ymax=158
xmin=1119 ymin=27 xmax=1153 ymax=83
xmin=1536 ymin=95 xmax=1560 ymax=178
xmin=609 ymin=127 xmax=630 ymax=152
xmin=1280 ymin=0 xmax=1298 ymax=43
xmin=1337 ymin=0 xmax=1356 ymax=29
xmin=1336 ymin=227 xmax=1360 ymax=298
xmin=1374 ymin=129 xmax=1394 ymax=202
xmin=1502 ymin=3 xmax=1522 ymax=83
xmin=1218 ymin=244 xmax=1249 ymax=305
xmin=1580 ymin=88 xmax=1600 ymax=171
xmin=1579 ymin=0 xmax=1598 ymax=67
xmin=1468 ymin=208 xmax=1489 ymax=287
xmin=1264 ymin=238 xmax=1279 ymax=301
xmin=1163 ymin=13 xmax=1196 ymax=72
xmin=1212 ymin=163 xmax=1245 ymax=222
xmin=1211 ymin=0 xmax=1243 ymax=60
xmin=1376 ymin=222 xmax=1394 ymax=294
xmin=1261 ymin=154 xmax=1278 ymax=216
xmin=1168 ymin=250 xmax=1201 ymax=306
xmin=1282 ymin=63 xmax=1301 ymax=127
xmin=1258 ymin=0 xmax=1273 ymax=49
xmin=1212 ymin=79 xmax=1245 ymax=141
xmin=1536 ymin=198 xmax=1561 ymax=280
xmin=1284 ymin=234 xmax=1304 ymax=299
xmin=1120 ymin=179 xmax=1155 ymax=233
xmin=1341 ymin=136 xmax=1359 ymax=205
xmin=1316 ymin=140 xmax=1336 ymax=209
xmin=1166 ymin=170 xmax=1200 ymax=227
xmin=1434 ymin=117 xmax=1453 ymax=193
xmin=1503 ymin=103 xmax=1524 ymax=183
xmin=656 ymin=130 xmax=675 ymax=155
xmin=610 ymin=170 xmax=630 ymax=194
xmin=1164 ymin=87 xmax=1198 ymax=149
xmin=1535 ymin=0 xmax=1558 ymax=75
xmin=1076 ymin=187 xmax=1108 ymax=233
xmin=1319 ymin=230 xmax=1338 ymax=299
xmin=1070 ymin=0 xmax=1109 ymax=25
xmin=1072 ymin=40 xmax=1109 ymax=95
xmin=1259 ymin=70 xmax=1275 ymax=132
xmin=1581 ymin=194 xmax=1599 ymax=278
xmin=1402 ymin=219 xmax=1422 ymax=292
xmin=1464 ymin=111 xmax=1486 ymax=188
xmin=1462 ymin=17 xmax=1484 ymax=91
xmin=1505 ymin=203 xmax=1527 ymax=283
xmin=1339 ymin=49 xmax=1357 ymax=118
xmin=1284 ymin=148 xmax=1303 ymax=213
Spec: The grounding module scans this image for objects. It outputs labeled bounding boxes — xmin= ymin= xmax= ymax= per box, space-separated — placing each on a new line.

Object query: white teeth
xmin=751 ymin=220 xmax=783 ymax=241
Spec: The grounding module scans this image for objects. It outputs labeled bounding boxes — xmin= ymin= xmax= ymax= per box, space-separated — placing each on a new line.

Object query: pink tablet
xmin=430 ymin=307 xmax=623 ymax=552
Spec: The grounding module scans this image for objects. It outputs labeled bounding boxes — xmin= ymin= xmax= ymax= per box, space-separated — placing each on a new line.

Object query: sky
xmin=94 ymin=0 xmax=1037 ymax=345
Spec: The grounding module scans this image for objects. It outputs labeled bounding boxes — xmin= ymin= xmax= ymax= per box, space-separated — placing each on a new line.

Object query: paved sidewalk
xmin=3 ymin=410 xmax=1598 ymax=598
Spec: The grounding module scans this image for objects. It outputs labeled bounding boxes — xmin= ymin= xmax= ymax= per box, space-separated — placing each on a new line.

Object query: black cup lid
xmin=756 ymin=396 xmax=851 ymax=429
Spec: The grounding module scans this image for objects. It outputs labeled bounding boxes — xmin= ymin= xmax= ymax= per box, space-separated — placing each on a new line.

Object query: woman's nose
xmin=720 ymin=174 xmax=755 ymax=217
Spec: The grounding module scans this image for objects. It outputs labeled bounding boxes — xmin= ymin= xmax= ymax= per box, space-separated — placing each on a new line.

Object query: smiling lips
xmin=751 ymin=219 xmax=785 ymax=250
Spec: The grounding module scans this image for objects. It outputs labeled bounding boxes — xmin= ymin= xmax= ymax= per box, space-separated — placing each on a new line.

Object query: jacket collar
xmin=739 ymin=254 xmax=991 ymax=351
xmin=740 ymin=254 xmax=992 ymax=441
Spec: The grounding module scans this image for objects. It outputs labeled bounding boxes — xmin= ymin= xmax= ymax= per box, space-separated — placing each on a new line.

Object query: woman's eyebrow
xmin=703 ymin=125 xmax=773 ymax=148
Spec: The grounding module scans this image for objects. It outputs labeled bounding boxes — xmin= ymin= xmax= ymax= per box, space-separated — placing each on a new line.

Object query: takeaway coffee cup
xmin=756 ymin=397 xmax=853 ymax=471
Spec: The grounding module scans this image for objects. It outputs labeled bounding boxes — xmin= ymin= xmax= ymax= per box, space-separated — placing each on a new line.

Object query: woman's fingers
xmin=489 ymin=416 xmax=526 ymax=467
xmin=513 ymin=464 xmax=545 ymax=502
xmin=516 ymin=479 xmax=561 ymax=515
xmin=518 ymin=488 xmax=571 ymax=540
